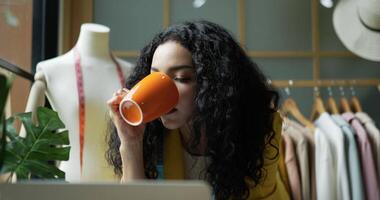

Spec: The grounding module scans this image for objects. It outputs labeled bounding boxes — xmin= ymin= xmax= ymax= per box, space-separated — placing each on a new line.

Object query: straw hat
xmin=333 ymin=0 xmax=380 ymax=62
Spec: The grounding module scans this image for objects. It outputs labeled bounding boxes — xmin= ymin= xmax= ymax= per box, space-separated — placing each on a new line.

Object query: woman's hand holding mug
xmin=107 ymin=72 xmax=179 ymax=144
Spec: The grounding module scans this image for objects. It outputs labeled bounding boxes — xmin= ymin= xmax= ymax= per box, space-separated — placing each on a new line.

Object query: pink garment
xmin=287 ymin=120 xmax=316 ymax=200
xmin=342 ymin=112 xmax=380 ymax=200
xmin=356 ymin=112 xmax=380 ymax=185
xmin=282 ymin=133 xmax=302 ymax=200
xmin=284 ymin=119 xmax=310 ymax=200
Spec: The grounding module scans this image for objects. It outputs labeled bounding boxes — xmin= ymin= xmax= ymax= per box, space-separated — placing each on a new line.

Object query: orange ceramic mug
xmin=119 ymin=72 xmax=179 ymax=126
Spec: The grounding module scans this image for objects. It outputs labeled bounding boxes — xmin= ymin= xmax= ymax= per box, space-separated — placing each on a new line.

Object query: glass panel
xmin=246 ymin=0 xmax=312 ymax=51
xmin=319 ymin=4 xmax=347 ymax=51
xmin=254 ymin=58 xmax=313 ymax=80
xmin=320 ymin=57 xmax=380 ymax=79
xmin=170 ymin=0 xmax=238 ymax=37
xmin=94 ymin=0 xmax=163 ymax=51
xmin=0 ymin=0 xmax=33 ymax=118
xmin=120 ymin=57 xmax=137 ymax=66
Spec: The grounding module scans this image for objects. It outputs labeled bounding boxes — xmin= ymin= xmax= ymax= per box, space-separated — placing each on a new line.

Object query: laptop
xmin=0 ymin=180 xmax=212 ymax=200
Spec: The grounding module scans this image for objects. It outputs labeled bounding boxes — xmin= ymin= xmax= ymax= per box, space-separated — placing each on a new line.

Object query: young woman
xmin=106 ymin=20 xmax=288 ymax=200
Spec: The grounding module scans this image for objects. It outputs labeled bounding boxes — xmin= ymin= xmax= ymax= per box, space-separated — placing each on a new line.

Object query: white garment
xmin=183 ymin=149 xmax=210 ymax=180
xmin=355 ymin=112 xmax=380 ymax=185
xmin=315 ymin=113 xmax=350 ymax=200
xmin=314 ymin=127 xmax=336 ymax=200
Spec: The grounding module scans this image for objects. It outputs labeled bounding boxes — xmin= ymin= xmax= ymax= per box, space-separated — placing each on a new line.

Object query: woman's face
xmin=151 ymin=41 xmax=196 ymax=129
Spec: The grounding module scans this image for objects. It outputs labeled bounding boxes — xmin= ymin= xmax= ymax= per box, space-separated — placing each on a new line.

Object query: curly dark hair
xmin=106 ymin=20 xmax=279 ymax=200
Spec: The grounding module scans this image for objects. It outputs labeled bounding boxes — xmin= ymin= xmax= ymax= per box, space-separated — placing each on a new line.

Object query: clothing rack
xmin=272 ymin=79 xmax=380 ymax=88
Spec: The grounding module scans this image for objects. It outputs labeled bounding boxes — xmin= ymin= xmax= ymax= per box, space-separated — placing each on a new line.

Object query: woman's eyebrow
xmin=151 ymin=65 xmax=194 ymax=72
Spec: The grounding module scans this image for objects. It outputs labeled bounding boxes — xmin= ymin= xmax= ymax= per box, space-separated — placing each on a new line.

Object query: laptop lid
xmin=0 ymin=180 xmax=212 ymax=200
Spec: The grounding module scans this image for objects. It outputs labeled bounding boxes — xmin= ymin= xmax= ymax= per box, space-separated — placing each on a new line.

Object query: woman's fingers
xmin=107 ymin=95 xmax=121 ymax=112
xmin=107 ymin=88 xmax=131 ymax=121
xmin=107 ymin=88 xmax=146 ymax=143
xmin=116 ymin=88 xmax=129 ymax=96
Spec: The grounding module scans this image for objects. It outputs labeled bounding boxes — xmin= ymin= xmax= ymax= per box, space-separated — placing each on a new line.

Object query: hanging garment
xmin=287 ymin=119 xmax=316 ymax=200
xmin=342 ymin=112 xmax=380 ymax=200
xmin=315 ymin=113 xmax=350 ymax=200
xmin=314 ymin=127 xmax=336 ymax=200
xmin=282 ymin=133 xmax=302 ymax=200
xmin=331 ymin=115 xmax=365 ymax=200
xmin=284 ymin=119 xmax=310 ymax=200
xmin=355 ymin=112 xmax=380 ymax=185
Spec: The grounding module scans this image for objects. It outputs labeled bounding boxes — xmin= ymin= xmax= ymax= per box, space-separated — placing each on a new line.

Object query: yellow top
xmin=278 ymin=134 xmax=291 ymax=194
xmin=163 ymin=112 xmax=290 ymax=200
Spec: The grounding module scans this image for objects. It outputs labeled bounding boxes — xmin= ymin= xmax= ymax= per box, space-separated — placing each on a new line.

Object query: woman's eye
xmin=174 ymin=77 xmax=191 ymax=83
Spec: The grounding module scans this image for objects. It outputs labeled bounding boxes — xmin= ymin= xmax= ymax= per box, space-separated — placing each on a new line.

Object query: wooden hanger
xmin=326 ymin=87 xmax=339 ymax=115
xmin=327 ymin=96 xmax=339 ymax=114
xmin=281 ymin=82 xmax=315 ymax=131
xmin=310 ymin=86 xmax=327 ymax=121
xmin=340 ymin=97 xmax=351 ymax=113
xmin=350 ymin=84 xmax=363 ymax=112
xmin=349 ymin=86 xmax=362 ymax=113
xmin=311 ymin=96 xmax=327 ymax=120
xmin=282 ymin=97 xmax=315 ymax=131
xmin=351 ymin=96 xmax=362 ymax=113
xmin=339 ymin=86 xmax=351 ymax=113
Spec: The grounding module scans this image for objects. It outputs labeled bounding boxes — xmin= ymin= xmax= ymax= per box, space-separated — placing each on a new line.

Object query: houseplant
xmin=0 ymin=73 xmax=70 ymax=182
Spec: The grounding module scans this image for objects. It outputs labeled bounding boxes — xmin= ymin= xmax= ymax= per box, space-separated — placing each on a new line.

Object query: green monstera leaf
xmin=1 ymin=107 xmax=70 ymax=180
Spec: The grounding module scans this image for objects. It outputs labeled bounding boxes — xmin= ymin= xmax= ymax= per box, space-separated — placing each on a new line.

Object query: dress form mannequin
xmin=21 ymin=23 xmax=133 ymax=182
